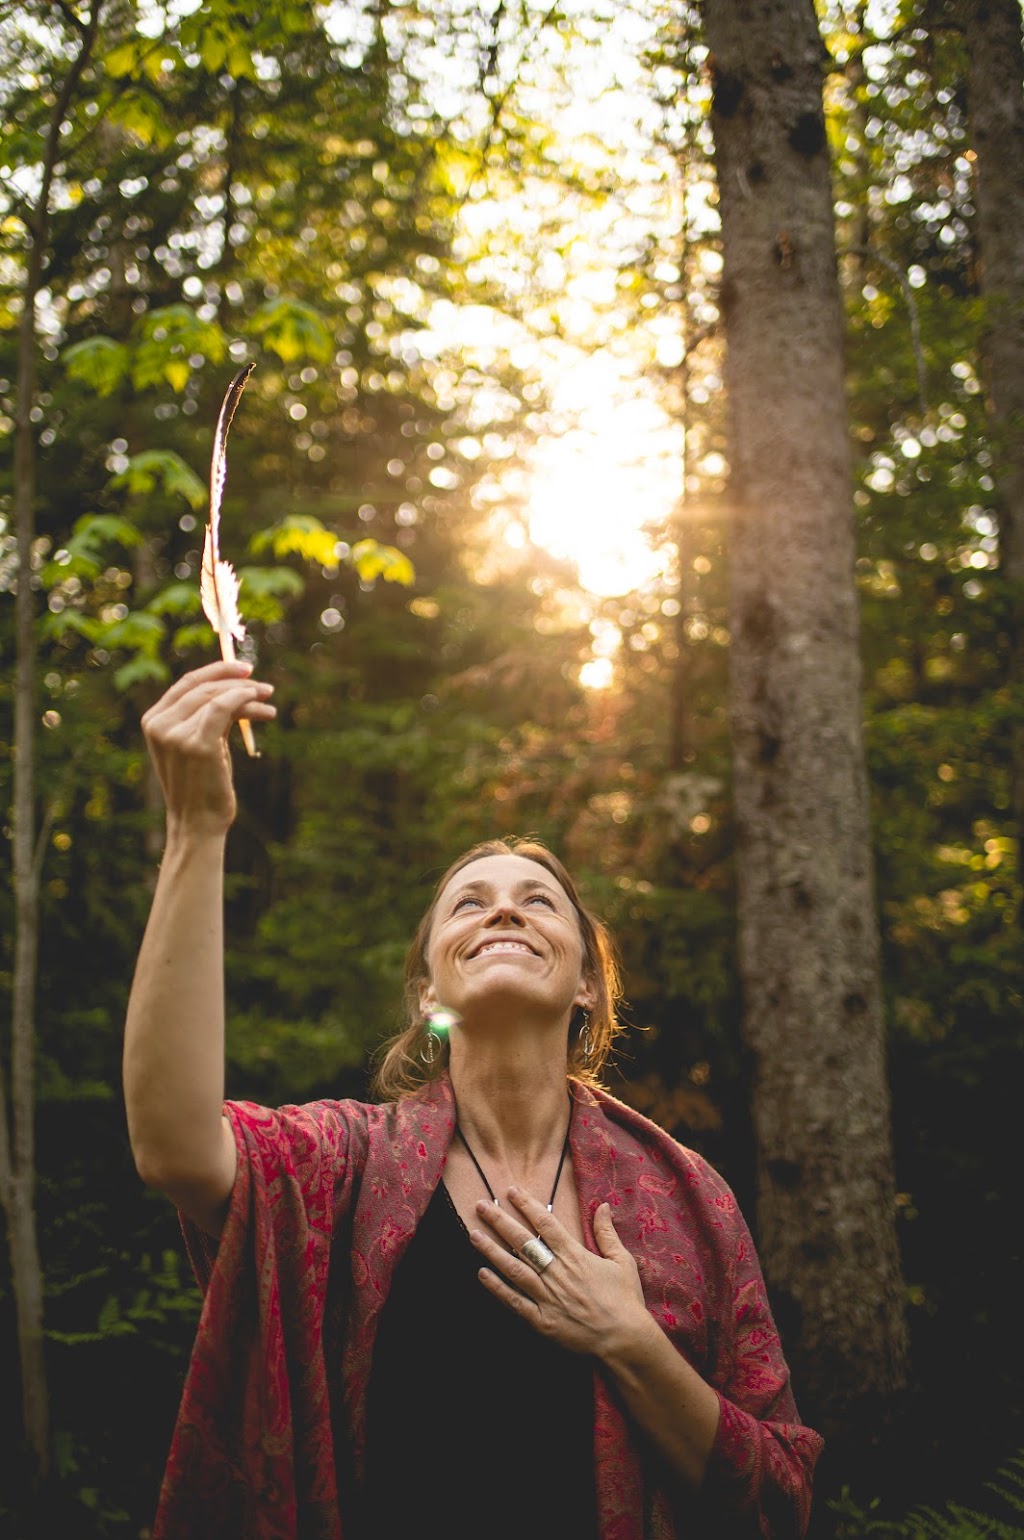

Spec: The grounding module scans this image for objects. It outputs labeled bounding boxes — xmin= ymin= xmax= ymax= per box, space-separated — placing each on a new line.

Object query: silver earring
xmin=578 ymin=1011 xmax=592 ymax=1066
xmin=420 ymin=1028 xmax=442 ymax=1066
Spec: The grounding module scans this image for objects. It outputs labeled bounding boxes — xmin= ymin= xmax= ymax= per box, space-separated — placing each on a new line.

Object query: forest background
xmin=1 ymin=1 xmax=1023 ymax=1537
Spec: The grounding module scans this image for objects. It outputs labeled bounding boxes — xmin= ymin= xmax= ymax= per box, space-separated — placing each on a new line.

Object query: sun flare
xmin=526 ymin=355 xmax=682 ymax=597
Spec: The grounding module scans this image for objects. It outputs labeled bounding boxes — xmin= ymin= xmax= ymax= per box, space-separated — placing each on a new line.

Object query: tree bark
xmin=1 ymin=1 xmax=101 ymax=1483
xmin=703 ymin=0 xmax=908 ymax=1426
xmin=959 ymin=0 xmax=1024 ymax=881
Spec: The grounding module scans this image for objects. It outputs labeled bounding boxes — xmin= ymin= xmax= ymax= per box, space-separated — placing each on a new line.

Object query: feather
xmin=202 ymin=362 xmax=258 ymax=757
xmin=199 ymin=541 xmax=244 ymax=643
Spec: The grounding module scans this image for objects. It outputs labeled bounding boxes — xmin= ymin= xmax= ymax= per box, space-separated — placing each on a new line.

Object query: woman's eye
xmin=452 ymin=896 xmax=482 ymax=913
xmin=526 ymin=893 xmax=555 ymax=908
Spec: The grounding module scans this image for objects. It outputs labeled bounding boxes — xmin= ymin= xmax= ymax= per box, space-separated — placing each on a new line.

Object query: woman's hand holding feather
xmin=141 ymin=660 xmax=276 ymax=839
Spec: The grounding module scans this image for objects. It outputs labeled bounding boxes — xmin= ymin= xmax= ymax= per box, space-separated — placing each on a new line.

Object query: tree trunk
xmin=960 ymin=0 xmax=1024 ymax=881
xmin=5 ymin=141 xmax=53 ymax=1493
xmin=703 ymin=0 xmax=908 ymax=1427
xmin=1 ymin=4 xmax=102 ymax=1483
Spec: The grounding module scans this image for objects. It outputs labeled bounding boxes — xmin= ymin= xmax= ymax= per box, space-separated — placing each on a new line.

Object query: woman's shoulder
xmin=576 ymin=1080 xmax=738 ymax=1204
xmin=225 ymin=1074 xmax=453 ymax=1151
xmin=222 ymin=1095 xmax=376 ymax=1161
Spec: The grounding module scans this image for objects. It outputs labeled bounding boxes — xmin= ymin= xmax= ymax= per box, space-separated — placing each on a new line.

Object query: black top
xmin=362 ymin=1181 xmax=599 ymax=1539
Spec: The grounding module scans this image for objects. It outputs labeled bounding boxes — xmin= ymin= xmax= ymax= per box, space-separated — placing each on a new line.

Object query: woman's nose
xmin=484 ymin=902 xmax=526 ymax=926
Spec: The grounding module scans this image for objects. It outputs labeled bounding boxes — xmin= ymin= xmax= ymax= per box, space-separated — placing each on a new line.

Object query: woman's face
xmin=420 ymin=854 xmax=594 ymax=1029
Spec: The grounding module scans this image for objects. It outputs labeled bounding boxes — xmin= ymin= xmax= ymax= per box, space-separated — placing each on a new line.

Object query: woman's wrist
xmin=162 ymin=817 xmax=231 ymax=855
xmin=596 ymin=1303 xmax=667 ymax=1378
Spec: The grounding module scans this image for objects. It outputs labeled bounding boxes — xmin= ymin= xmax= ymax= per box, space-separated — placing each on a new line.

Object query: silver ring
xmin=519 ymin=1236 xmax=555 ymax=1274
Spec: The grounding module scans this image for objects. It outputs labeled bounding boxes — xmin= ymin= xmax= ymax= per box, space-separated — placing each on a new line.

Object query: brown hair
xmin=369 ymin=837 xmax=624 ymax=1101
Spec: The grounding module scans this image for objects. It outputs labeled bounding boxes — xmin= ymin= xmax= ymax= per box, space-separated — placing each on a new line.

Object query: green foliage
xmin=132 ymin=306 xmax=228 ymax=392
xmin=145 ymin=582 xmax=203 ymax=619
xmin=106 ymin=89 xmax=173 ymax=148
xmin=108 ymin=450 xmax=207 ymax=510
xmin=41 ymin=514 xmax=141 ymax=585
xmin=64 ymin=312 xmax=229 ymax=398
xmin=236 ymin=564 xmax=304 ymax=624
xmin=3 ymin=0 xmax=1024 ymax=1533
xmin=828 ymin=1454 xmax=1024 ymax=1540
xmin=62 ymin=337 xmax=130 ymax=398
xmin=249 ymin=298 xmax=334 ymax=365
xmin=350 ymin=538 xmax=416 ymax=586
xmin=250 ymin=514 xmax=342 ymax=567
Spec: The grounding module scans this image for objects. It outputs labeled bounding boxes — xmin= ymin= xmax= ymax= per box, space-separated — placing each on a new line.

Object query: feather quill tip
xmin=239 ymin=718 xmax=260 ymax=758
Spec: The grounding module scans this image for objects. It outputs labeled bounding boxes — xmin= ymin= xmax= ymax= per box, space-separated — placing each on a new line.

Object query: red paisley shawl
xmin=154 ymin=1073 xmax=823 ymax=1539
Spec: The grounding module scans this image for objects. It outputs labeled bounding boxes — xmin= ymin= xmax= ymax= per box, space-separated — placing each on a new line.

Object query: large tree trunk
xmin=960 ymin=0 xmax=1024 ymax=879
xmin=703 ymin=0 xmax=908 ymax=1428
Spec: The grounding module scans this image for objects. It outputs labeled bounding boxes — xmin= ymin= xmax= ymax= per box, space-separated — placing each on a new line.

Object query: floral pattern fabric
xmin=153 ymin=1074 xmax=823 ymax=1539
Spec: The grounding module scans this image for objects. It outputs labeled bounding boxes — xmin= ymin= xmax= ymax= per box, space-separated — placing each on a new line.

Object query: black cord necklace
xmin=455 ymin=1094 xmax=573 ymax=1212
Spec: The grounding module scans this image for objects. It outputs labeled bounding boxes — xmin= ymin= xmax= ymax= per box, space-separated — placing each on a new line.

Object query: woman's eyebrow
xmin=448 ymin=876 xmax=563 ymax=899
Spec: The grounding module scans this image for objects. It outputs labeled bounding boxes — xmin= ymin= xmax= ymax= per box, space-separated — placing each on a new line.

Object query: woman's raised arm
xmin=122 ymin=660 xmax=276 ymax=1234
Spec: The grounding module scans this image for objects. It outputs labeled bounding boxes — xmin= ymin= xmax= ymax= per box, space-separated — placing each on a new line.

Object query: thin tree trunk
xmin=2 ymin=3 xmax=101 ymax=1482
xmin=960 ymin=0 xmax=1024 ymax=879
xmin=703 ymin=0 xmax=908 ymax=1427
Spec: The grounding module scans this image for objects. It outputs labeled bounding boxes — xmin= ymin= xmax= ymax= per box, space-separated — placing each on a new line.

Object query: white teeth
xmin=475 ymin=942 xmax=533 ymax=956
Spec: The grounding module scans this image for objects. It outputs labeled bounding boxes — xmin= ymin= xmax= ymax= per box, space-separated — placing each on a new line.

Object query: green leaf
xmin=199 ymin=29 xmax=229 ymax=73
xmin=108 ymin=91 xmax=170 ymax=148
xmin=172 ymin=622 xmax=216 ymax=651
xmin=146 ymin=582 xmax=202 ymax=618
xmin=42 ymin=514 xmax=141 ymax=583
xmin=71 ymin=513 xmax=141 ymax=549
xmin=350 ymin=539 xmax=416 ymax=586
xmin=104 ymin=41 xmax=139 ymax=78
xmin=93 ymin=1294 xmax=140 ymax=1339
xmin=109 ymin=450 xmax=207 ymax=509
xmin=165 ymin=358 xmax=191 ymax=393
xmin=99 ymin=611 xmax=165 ymax=651
xmin=235 ymin=565 xmax=304 ymax=623
xmin=131 ymin=305 xmax=228 ymax=393
xmin=237 ymin=566 xmax=305 ymax=598
xmin=113 ymin=655 xmax=170 ymax=692
xmin=39 ymin=609 xmax=102 ymax=643
xmin=250 ymin=514 xmax=340 ymax=567
xmin=62 ymin=336 xmax=130 ymax=397
xmin=227 ymin=41 xmax=258 ymax=80
xmin=249 ymin=298 xmax=334 ymax=364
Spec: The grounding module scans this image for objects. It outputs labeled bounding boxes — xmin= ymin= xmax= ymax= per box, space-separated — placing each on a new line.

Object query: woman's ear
xmin=418 ymin=980 xmax=438 ymax=1018
xmin=575 ymin=976 xmax=598 ymax=1013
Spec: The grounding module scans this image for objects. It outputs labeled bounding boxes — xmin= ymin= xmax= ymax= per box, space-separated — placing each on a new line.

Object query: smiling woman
xmin=122 ymin=676 xmax=824 ymax=1540
xmin=372 ymin=838 xmax=622 ymax=1100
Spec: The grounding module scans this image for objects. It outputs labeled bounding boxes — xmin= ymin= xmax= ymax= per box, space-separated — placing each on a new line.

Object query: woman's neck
xmin=448 ymin=1045 xmax=571 ymax=1167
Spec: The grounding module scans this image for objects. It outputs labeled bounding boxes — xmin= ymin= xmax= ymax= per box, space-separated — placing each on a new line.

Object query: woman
xmin=124 ymin=660 xmax=824 ymax=1540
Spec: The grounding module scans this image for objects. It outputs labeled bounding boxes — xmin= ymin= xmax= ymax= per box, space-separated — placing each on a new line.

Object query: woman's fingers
xmin=152 ymin=680 xmax=275 ymax=747
xmin=472 ymin=1184 xmax=568 ymax=1260
xmin=144 ymin=664 xmax=266 ymax=732
xmin=146 ymin=670 xmax=274 ymax=751
xmin=142 ymin=659 xmax=253 ymax=723
xmin=469 ymin=1184 xmax=648 ymax=1354
xmin=142 ymin=664 xmax=276 ymax=834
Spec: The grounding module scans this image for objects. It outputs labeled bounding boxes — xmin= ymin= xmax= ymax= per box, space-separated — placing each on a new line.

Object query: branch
xmin=686 ymin=320 xmax=718 ymax=353
xmin=50 ymin=0 xmax=87 ymax=34
xmin=53 ymin=37 xmax=171 ymax=180
xmin=455 ymin=0 xmax=564 ymax=218
xmin=30 ymin=0 xmax=104 ymax=240
xmin=403 ymin=0 xmax=564 ymax=254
